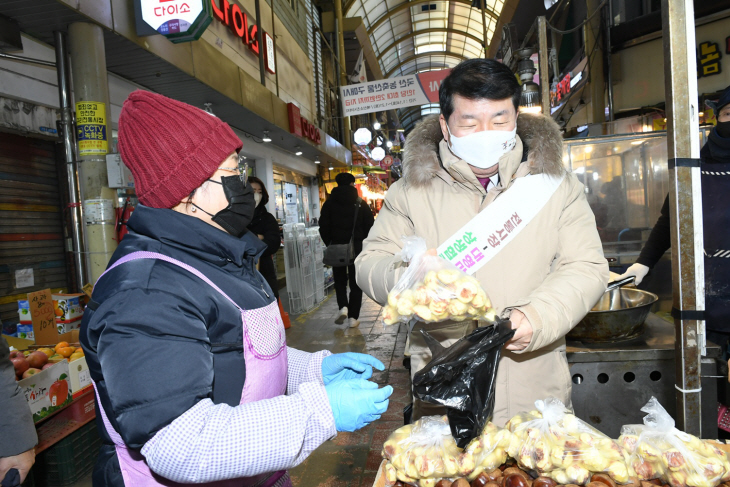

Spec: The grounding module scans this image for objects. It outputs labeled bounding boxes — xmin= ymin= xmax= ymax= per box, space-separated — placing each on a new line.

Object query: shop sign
xmin=287 ymin=103 xmax=321 ymax=144
xmin=76 ymin=102 xmax=108 ymax=156
xmin=380 ymin=155 xmax=393 ymax=169
xmin=264 ymin=32 xmax=276 ymax=74
xmin=211 ymin=0 xmax=260 ymax=55
xmin=550 ymin=57 xmax=588 ymax=109
xmin=339 ymin=68 xmax=451 ymax=117
xmin=138 ymin=0 xmax=212 ymax=43
xmin=698 ymin=40 xmax=723 ymax=78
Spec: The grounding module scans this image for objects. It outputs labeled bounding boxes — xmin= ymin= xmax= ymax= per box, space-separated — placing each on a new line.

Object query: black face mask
xmin=715 ymin=120 xmax=730 ymax=139
xmin=193 ymin=175 xmax=255 ymax=238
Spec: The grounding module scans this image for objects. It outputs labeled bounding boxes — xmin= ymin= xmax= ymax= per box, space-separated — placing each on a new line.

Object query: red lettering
xmin=211 ymin=0 xmax=225 ymax=21
xmin=249 ymin=24 xmax=259 ymax=54
xmin=230 ymin=4 xmax=245 ymax=38
xmin=222 ymin=0 xmax=230 ymax=24
xmin=242 ymin=12 xmax=249 ymax=44
xmin=155 ymin=7 xmax=163 ymax=15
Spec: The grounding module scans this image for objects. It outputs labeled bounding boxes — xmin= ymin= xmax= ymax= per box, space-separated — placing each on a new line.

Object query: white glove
xmin=618 ymin=263 xmax=650 ymax=286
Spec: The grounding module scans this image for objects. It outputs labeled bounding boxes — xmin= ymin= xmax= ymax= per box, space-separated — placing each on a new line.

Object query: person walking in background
xmin=247 ymin=176 xmax=281 ymax=299
xmin=619 ymin=85 xmax=730 ymax=355
xmin=319 ymin=172 xmax=375 ymax=328
xmin=0 ymin=336 xmax=37 ymax=485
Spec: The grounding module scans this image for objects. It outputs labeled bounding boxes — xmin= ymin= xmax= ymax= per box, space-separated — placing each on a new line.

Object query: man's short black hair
xmin=335 ymin=172 xmax=356 ymax=186
xmin=439 ymin=59 xmax=521 ymax=122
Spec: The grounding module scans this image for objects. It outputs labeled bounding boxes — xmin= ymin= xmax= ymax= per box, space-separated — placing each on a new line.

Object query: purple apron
xmin=91 ymin=251 xmax=290 ymax=487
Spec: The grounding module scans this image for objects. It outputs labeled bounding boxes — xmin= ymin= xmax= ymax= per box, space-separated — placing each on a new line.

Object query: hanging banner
xmin=76 ymin=101 xmax=108 ymax=156
xmin=340 ymin=69 xmax=451 ymax=117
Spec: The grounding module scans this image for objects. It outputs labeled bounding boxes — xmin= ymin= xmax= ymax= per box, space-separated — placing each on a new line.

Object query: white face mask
xmin=446 ymin=123 xmax=517 ymax=169
xmin=253 ymin=192 xmax=263 ymax=207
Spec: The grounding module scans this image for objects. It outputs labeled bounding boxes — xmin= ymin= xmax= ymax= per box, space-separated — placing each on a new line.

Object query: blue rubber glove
xmin=325 ymin=379 xmax=392 ymax=432
xmin=321 ymin=352 xmax=385 ymax=385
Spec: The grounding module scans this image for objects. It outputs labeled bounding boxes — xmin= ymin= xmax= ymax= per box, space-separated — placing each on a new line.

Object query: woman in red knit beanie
xmin=79 ymin=91 xmax=391 ymax=486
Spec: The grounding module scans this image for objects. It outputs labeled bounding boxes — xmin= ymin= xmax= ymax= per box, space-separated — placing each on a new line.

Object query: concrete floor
xmin=60 ymin=288 xmax=406 ymax=487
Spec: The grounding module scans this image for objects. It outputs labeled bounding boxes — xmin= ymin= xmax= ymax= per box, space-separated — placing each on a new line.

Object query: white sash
xmin=436 ymin=173 xmax=565 ymax=275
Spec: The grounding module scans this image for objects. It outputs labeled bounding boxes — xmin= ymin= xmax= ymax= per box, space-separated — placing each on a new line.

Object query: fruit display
xmin=8 ymin=340 xmax=84 ymax=381
xmin=382 ymin=270 xmax=497 ymax=325
xmin=381 ymin=416 xmax=512 ymax=486
xmin=619 ymin=399 xmax=730 ymax=487
xmin=504 ymin=398 xmax=629 ymax=485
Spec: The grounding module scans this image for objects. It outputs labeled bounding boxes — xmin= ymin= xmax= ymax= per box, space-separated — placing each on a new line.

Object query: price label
xmin=27 ymin=289 xmax=58 ymax=345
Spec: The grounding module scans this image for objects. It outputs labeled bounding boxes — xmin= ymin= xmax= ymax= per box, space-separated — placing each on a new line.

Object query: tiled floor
xmin=64 ymin=288 xmax=403 ymax=487
xmin=287 ymin=292 xmax=410 ymax=487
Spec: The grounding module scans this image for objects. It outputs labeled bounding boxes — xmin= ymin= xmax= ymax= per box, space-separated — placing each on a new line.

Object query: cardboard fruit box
xmin=18 ymin=360 xmax=72 ymax=423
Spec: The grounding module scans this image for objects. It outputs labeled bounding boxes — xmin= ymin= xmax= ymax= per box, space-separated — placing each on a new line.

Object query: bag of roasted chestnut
xmin=619 ymin=397 xmax=730 ymax=487
xmin=381 ymin=236 xmax=497 ymax=326
xmin=413 ymin=321 xmax=514 ymax=448
xmin=381 ymin=416 xmax=512 ymax=486
xmin=504 ymin=397 xmax=629 ymax=485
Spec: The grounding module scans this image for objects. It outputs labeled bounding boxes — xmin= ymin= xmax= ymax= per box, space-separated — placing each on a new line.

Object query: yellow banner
xmin=76 ymin=101 xmax=108 ymax=156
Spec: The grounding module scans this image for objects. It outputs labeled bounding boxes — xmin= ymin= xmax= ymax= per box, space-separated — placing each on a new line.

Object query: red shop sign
xmin=287 ymin=103 xmax=321 ymax=145
xmin=210 ymin=0 xmax=259 ymax=55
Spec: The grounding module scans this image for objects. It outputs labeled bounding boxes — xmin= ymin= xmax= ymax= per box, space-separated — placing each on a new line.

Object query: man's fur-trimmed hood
xmin=401 ymin=113 xmax=565 ymax=187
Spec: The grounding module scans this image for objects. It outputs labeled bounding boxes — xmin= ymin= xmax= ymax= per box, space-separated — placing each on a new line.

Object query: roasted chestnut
xmin=453 ymin=478 xmax=470 ymax=487
xmin=532 ymin=477 xmax=557 ymax=487
xmin=435 ymin=481 xmax=453 ymax=487
xmin=586 ymin=482 xmax=608 ymax=487
xmin=503 ymin=473 xmax=529 ymax=487
xmin=590 ymin=473 xmax=617 ymax=487
xmin=502 ymin=468 xmax=530 ymax=482
xmin=471 ymin=472 xmax=490 ymax=487
xmin=486 ymin=469 xmax=502 ymax=482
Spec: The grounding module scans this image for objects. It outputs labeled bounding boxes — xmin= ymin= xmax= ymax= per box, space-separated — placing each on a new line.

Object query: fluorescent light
xmin=314 ymin=159 xmax=320 ymax=164
xmin=262 ymin=131 xmax=272 ymax=142
xmin=396 ymin=128 xmax=405 ymax=132
xmin=296 ymin=151 xmax=303 ymax=156
xmin=328 ymin=165 xmax=334 ymax=170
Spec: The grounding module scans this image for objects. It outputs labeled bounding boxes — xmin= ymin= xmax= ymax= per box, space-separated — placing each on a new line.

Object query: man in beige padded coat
xmin=355 ymin=59 xmax=608 ymax=425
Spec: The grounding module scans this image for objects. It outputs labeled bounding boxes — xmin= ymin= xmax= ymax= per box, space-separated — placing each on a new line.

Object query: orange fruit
xmin=54 ymin=342 xmax=70 ymax=352
xmin=69 ymin=353 xmax=84 ymax=362
xmin=57 ymin=347 xmax=74 ymax=358
xmin=38 ymin=348 xmax=55 ymax=357
xmin=75 ymin=347 xmax=84 ymax=354
xmin=54 ymin=307 xmax=64 ymax=317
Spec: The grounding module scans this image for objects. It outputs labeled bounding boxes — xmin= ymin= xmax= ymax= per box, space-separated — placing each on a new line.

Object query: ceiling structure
xmin=343 ymin=0 xmax=509 ymax=132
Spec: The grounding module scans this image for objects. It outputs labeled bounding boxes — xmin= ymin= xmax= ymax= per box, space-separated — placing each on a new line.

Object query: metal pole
xmin=480 ymin=0 xmax=489 ymax=58
xmin=68 ymin=22 xmax=118 ymax=284
xmin=586 ymin=0 xmax=605 ymax=126
xmin=661 ymin=0 xmax=704 ymax=437
xmin=314 ymin=28 xmax=322 ymax=126
xmin=537 ymin=17 xmax=550 ymax=116
xmin=0 ymin=52 xmax=56 ymax=67
xmin=255 ymin=0 xmax=266 ymax=86
xmin=270 ymin=0 xmax=279 ymax=97
xmin=334 ymin=0 xmax=351 ymax=149
xmin=606 ymin=2 xmax=615 ymax=124
xmin=54 ymin=31 xmax=88 ymax=291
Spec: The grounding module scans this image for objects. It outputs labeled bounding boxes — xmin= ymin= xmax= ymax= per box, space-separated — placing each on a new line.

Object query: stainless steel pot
xmin=567 ymin=287 xmax=659 ymax=342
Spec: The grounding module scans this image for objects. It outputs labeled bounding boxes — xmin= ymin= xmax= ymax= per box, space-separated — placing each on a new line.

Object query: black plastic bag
xmin=412 ymin=319 xmax=514 ymax=448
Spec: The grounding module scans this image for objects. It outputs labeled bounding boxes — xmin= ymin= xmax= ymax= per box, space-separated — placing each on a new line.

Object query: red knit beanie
xmin=118 ymin=90 xmax=243 ymax=208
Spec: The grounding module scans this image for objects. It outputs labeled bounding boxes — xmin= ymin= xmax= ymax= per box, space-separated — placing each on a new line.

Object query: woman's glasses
xmin=219 ymin=153 xmax=248 ymax=186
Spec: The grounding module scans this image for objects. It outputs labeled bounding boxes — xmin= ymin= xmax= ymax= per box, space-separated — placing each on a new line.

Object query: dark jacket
xmin=0 ymin=336 xmax=38 ymax=458
xmin=637 ymin=129 xmax=730 ymax=268
xmin=636 ymin=128 xmax=730 ymax=332
xmin=319 ymin=185 xmax=374 ymax=253
xmin=80 ymin=205 xmax=272 ymax=485
xmin=248 ymin=204 xmax=280 ymax=297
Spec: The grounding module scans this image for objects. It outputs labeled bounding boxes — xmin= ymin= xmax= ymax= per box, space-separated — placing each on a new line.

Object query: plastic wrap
xmin=413 ymin=321 xmax=515 ymax=448
xmin=381 ymin=416 xmax=511 ymax=486
xmin=618 ymin=397 xmax=730 ymax=487
xmin=504 ymin=397 xmax=630 ymax=485
xmin=382 ymin=236 xmax=497 ymax=325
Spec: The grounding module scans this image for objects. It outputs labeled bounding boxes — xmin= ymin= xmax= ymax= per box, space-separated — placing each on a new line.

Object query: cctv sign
xmin=138 ymin=0 xmax=212 ymax=43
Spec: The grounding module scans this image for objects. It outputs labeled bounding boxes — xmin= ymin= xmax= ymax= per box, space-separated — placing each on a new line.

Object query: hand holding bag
xmin=322 ymin=198 xmax=361 ymax=267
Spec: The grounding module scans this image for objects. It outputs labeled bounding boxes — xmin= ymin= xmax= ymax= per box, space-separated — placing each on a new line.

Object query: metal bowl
xmin=567 ymin=287 xmax=659 ymax=342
